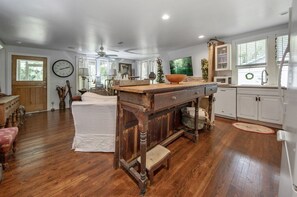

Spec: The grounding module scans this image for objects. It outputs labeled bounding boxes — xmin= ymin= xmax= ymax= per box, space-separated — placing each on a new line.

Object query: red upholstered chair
xmin=0 ymin=127 xmax=18 ymax=169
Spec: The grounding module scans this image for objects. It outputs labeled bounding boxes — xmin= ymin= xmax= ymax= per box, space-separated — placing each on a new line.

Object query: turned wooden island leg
xmin=194 ymin=97 xmax=201 ymax=143
xmin=138 ymin=113 xmax=148 ymax=194
xmin=207 ymin=94 xmax=214 ymax=129
xmin=113 ymin=100 xmax=122 ymax=169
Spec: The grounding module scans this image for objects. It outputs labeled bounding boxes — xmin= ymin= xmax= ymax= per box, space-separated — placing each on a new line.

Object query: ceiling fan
xmin=96 ymin=44 xmax=118 ymax=58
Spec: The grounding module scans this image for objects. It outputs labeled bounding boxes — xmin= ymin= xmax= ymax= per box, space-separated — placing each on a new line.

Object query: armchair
xmin=71 ymin=92 xmax=117 ymax=152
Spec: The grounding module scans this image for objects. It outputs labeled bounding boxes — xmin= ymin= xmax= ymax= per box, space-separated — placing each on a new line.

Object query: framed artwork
xmin=119 ymin=63 xmax=132 ymax=76
xmin=169 ymin=56 xmax=193 ymax=76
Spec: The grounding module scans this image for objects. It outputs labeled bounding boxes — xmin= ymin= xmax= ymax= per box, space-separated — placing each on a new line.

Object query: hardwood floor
xmin=0 ymin=110 xmax=281 ymax=197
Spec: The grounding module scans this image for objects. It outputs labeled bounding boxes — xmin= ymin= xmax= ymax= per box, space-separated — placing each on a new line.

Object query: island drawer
xmin=205 ymin=85 xmax=218 ymax=96
xmin=154 ymin=87 xmax=204 ymax=111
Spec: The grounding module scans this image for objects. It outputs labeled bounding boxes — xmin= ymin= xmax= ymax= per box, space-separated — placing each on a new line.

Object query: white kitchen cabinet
xmin=215 ymin=44 xmax=231 ymax=71
xmin=237 ymin=94 xmax=258 ymax=120
xmin=237 ymin=88 xmax=283 ymax=124
xmin=258 ymin=96 xmax=283 ymax=124
xmin=215 ymin=87 xmax=236 ymax=119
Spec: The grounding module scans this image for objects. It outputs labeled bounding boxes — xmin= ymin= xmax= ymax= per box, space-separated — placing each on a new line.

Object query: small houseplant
xmin=156 ymin=58 xmax=165 ymax=83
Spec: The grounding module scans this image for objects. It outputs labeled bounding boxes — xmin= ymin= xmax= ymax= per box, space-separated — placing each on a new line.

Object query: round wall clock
xmin=52 ymin=60 xmax=74 ymax=78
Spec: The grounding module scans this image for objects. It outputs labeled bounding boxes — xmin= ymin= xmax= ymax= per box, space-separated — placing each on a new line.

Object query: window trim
xmin=275 ymin=34 xmax=289 ymax=65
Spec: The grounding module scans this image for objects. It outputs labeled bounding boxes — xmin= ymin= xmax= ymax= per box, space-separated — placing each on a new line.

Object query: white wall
xmin=166 ymin=44 xmax=208 ymax=77
xmin=5 ymin=45 xmax=80 ymax=110
xmin=0 ymin=41 xmax=6 ymax=92
xmin=163 ymin=24 xmax=288 ymax=85
xmin=113 ymin=59 xmax=137 ymax=75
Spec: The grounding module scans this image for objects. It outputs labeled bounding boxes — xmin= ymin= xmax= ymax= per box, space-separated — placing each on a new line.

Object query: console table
xmin=113 ymin=82 xmax=217 ymax=194
xmin=0 ymin=96 xmax=20 ymax=128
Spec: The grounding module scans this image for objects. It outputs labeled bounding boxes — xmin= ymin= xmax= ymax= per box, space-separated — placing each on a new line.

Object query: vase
xmin=59 ymin=100 xmax=66 ymax=110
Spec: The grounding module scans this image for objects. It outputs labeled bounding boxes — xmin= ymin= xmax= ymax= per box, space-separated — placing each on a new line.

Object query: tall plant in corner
xmin=201 ymin=58 xmax=208 ymax=81
xmin=156 ymin=58 xmax=165 ymax=83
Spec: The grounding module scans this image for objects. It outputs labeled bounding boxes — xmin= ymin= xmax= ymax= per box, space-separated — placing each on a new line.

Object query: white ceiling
xmin=0 ymin=0 xmax=291 ymax=59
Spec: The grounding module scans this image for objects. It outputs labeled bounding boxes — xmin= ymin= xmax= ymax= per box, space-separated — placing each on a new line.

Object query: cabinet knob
xmin=171 ymin=96 xmax=177 ymax=100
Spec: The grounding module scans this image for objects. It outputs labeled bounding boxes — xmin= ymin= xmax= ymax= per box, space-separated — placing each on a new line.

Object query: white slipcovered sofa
xmin=71 ymin=92 xmax=117 ymax=152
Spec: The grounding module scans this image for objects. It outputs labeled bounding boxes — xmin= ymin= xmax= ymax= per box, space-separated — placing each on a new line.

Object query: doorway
xmin=12 ymin=55 xmax=47 ymax=112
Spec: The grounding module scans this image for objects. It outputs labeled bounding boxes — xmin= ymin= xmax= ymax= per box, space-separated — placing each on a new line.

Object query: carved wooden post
xmin=208 ymin=94 xmax=214 ymax=129
xmin=194 ymin=97 xmax=200 ymax=142
xmin=207 ymin=39 xmax=224 ymax=82
xmin=138 ymin=113 xmax=148 ymax=194
xmin=7 ymin=115 xmax=12 ymax=127
xmin=114 ymin=102 xmax=123 ymax=169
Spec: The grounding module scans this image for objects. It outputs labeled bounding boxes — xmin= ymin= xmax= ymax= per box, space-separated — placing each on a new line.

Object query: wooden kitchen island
xmin=113 ymin=82 xmax=217 ymax=194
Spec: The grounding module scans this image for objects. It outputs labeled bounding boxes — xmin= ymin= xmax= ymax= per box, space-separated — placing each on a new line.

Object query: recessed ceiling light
xmin=198 ymin=35 xmax=205 ymax=39
xmin=162 ymin=14 xmax=170 ymax=20
xmin=16 ymin=41 xmax=22 ymax=44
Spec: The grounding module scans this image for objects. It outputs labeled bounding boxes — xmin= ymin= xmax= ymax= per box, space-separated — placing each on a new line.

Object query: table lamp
xmin=79 ymin=68 xmax=89 ymax=90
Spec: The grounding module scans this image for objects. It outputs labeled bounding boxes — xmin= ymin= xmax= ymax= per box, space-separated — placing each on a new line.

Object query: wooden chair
xmin=66 ymin=80 xmax=81 ymax=107
xmin=137 ymin=145 xmax=171 ymax=184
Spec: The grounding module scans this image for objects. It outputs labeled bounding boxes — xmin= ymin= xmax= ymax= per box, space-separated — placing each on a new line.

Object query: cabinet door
xmin=215 ymin=44 xmax=231 ymax=71
xmin=237 ymin=94 xmax=258 ymax=120
xmin=215 ymin=88 xmax=236 ymax=118
xmin=258 ymin=96 xmax=283 ymax=124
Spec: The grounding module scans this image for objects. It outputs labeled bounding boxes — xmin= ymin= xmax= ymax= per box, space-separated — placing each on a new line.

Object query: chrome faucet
xmin=261 ymin=70 xmax=269 ymax=85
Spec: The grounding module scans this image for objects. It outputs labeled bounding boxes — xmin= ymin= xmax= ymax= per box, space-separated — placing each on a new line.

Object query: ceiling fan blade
xmin=106 ymin=54 xmax=118 ymax=57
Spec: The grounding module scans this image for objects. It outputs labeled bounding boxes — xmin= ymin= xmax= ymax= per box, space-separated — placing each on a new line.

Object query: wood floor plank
xmin=0 ymin=111 xmax=281 ymax=197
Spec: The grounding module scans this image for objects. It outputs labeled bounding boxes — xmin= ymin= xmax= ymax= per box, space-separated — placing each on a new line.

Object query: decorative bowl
xmin=165 ymin=74 xmax=187 ymax=84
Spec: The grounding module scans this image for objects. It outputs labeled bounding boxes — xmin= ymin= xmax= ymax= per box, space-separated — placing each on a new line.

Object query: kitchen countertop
xmin=218 ymin=84 xmax=287 ymax=89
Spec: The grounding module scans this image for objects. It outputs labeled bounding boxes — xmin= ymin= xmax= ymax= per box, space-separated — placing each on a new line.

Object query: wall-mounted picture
xmin=119 ymin=63 xmax=132 ymax=76
xmin=169 ymin=56 xmax=193 ymax=76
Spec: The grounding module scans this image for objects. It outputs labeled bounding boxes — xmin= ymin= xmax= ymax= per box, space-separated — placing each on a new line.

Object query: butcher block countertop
xmin=113 ymin=82 xmax=217 ymax=94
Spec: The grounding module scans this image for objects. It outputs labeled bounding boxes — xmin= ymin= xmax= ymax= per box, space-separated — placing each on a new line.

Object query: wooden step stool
xmin=137 ymin=145 xmax=171 ymax=184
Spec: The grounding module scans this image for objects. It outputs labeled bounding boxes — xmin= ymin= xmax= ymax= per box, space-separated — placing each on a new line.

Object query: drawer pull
xmin=171 ymin=96 xmax=177 ymax=100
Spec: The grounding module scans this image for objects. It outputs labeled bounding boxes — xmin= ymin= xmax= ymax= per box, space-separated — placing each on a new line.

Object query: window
xmin=237 ymin=39 xmax=266 ymax=66
xmin=139 ymin=59 xmax=157 ymax=80
xmin=16 ymin=59 xmax=43 ymax=81
xmin=77 ymin=57 xmax=114 ymax=89
xmin=276 ymin=35 xmax=289 ymax=87
xmin=237 ymin=39 xmax=267 ymax=85
xmin=96 ymin=59 xmax=112 ymax=86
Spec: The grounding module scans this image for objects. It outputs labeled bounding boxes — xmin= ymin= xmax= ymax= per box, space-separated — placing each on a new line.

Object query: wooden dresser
xmin=0 ymin=96 xmax=20 ymax=128
xmin=113 ymin=82 xmax=217 ymax=194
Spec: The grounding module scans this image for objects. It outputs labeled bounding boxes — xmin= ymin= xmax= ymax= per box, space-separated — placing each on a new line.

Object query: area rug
xmin=232 ymin=122 xmax=275 ymax=134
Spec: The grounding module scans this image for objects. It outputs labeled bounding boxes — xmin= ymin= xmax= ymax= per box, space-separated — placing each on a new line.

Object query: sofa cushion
xmin=81 ymin=92 xmax=116 ymax=102
xmin=0 ymin=127 xmax=18 ymax=153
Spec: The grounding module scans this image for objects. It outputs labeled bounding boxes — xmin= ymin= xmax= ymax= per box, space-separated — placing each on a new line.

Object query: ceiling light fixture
xmin=162 ymin=14 xmax=170 ymax=20
xmin=198 ymin=35 xmax=205 ymax=39
xmin=16 ymin=41 xmax=22 ymax=44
